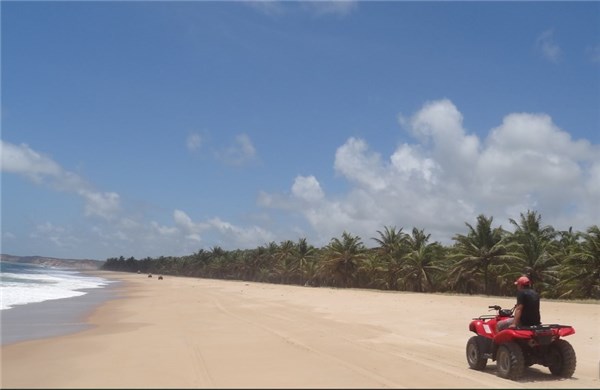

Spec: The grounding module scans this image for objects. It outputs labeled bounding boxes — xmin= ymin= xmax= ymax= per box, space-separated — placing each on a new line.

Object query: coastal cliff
xmin=0 ymin=254 xmax=103 ymax=270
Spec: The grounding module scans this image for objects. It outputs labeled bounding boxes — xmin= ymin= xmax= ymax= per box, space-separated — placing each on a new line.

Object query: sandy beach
xmin=1 ymin=271 xmax=598 ymax=388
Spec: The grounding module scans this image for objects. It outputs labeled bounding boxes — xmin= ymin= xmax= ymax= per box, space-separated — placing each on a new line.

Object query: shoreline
xmin=0 ymin=271 xmax=122 ymax=346
xmin=2 ymin=272 xmax=599 ymax=388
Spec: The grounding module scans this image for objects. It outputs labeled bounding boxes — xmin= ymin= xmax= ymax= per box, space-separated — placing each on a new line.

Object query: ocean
xmin=1 ymin=262 xmax=117 ymax=345
xmin=0 ymin=261 xmax=113 ymax=311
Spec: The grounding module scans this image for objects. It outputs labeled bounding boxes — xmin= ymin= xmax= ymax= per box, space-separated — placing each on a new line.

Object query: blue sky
xmin=2 ymin=1 xmax=599 ymax=260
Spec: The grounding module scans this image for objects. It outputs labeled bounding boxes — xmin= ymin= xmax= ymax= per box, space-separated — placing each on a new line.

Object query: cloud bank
xmin=261 ymin=99 xmax=599 ymax=246
xmin=1 ymin=141 xmax=121 ymax=220
xmin=3 ymin=99 xmax=598 ymax=258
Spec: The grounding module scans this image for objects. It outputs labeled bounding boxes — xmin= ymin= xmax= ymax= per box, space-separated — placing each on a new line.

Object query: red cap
xmin=515 ymin=276 xmax=531 ymax=286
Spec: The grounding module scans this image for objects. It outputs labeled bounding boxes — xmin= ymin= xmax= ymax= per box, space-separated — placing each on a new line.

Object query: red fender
xmin=558 ymin=326 xmax=575 ymax=337
xmin=469 ymin=319 xmax=496 ymax=339
xmin=493 ymin=329 xmax=533 ymax=344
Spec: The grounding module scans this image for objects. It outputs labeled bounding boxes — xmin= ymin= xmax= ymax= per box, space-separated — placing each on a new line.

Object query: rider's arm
xmin=510 ymin=304 xmax=524 ymax=328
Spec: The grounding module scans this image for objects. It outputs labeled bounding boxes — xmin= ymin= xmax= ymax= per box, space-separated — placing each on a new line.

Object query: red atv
xmin=466 ymin=305 xmax=576 ymax=380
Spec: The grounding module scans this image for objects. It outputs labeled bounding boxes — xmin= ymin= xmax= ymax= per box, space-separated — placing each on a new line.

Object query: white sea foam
xmin=0 ymin=264 xmax=113 ymax=310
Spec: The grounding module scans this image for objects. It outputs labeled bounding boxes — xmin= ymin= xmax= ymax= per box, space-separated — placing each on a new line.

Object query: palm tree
xmin=321 ymin=231 xmax=367 ymax=288
xmin=240 ymin=250 xmax=255 ymax=280
xmin=259 ymin=241 xmax=280 ymax=283
xmin=372 ymin=226 xmax=407 ymax=255
xmin=357 ymin=251 xmax=388 ymax=289
xmin=508 ymin=210 xmax=558 ymax=296
xmin=372 ymin=226 xmax=409 ymax=290
xmin=556 ymin=227 xmax=582 ymax=255
xmin=273 ymin=240 xmax=297 ymax=284
xmin=224 ymin=250 xmax=249 ymax=280
xmin=189 ymin=249 xmax=212 ymax=277
xmin=557 ymin=225 xmax=600 ymax=299
xmin=548 ymin=227 xmax=582 ymax=298
xmin=295 ymin=238 xmax=317 ymax=285
xmin=397 ymin=228 xmax=444 ymax=292
xmin=449 ymin=214 xmax=513 ymax=295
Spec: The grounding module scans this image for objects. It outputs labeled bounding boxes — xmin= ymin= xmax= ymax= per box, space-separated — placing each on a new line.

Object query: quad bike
xmin=466 ymin=305 xmax=576 ymax=380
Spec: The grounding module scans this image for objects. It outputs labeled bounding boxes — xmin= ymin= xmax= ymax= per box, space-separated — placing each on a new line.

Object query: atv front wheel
xmin=548 ymin=339 xmax=576 ymax=378
xmin=496 ymin=342 xmax=525 ymax=380
xmin=466 ymin=336 xmax=489 ymax=370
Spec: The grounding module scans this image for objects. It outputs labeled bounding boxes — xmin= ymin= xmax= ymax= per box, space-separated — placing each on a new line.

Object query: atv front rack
xmin=473 ymin=315 xmax=499 ymax=320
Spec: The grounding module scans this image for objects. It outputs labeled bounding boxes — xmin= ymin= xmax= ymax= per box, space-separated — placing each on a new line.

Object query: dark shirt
xmin=517 ymin=288 xmax=541 ymax=326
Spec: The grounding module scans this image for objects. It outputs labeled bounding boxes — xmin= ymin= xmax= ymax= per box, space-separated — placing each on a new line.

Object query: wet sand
xmin=1 ymin=280 xmax=120 ymax=345
xmin=1 ymin=271 xmax=599 ymax=388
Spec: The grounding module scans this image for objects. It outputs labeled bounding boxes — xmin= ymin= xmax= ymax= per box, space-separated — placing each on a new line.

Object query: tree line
xmin=101 ymin=210 xmax=600 ymax=300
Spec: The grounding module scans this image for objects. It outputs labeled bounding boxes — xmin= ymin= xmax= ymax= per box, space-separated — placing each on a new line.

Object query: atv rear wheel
xmin=466 ymin=336 xmax=489 ymax=370
xmin=548 ymin=339 xmax=576 ymax=378
xmin=496 ymin=342 xmax=525 ymax=380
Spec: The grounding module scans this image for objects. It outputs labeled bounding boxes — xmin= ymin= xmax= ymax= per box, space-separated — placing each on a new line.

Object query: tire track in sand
xmin=207 ymin=291 xmax=517 ymax=388
xmin=208 ymin=293 xmax=403 ymax=388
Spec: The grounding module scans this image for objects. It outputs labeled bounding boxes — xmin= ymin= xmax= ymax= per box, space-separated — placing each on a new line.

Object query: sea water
xmin=0 ymin=261 xmax=113 ymax=311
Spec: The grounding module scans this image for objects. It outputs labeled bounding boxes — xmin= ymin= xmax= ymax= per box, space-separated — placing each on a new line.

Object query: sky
xmin=1 ymin=1 xmax=599 ymax=260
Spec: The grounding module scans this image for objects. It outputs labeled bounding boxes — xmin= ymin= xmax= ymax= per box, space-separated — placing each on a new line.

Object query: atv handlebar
xmin=486 ymin=304 xmax=515 ymax=317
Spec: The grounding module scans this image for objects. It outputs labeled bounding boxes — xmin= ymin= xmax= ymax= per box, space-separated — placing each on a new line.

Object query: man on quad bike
xmin=466 ymin=275 xmax=576 ymax=380
xmin=496 ymin=275 xmax=540 ymax=332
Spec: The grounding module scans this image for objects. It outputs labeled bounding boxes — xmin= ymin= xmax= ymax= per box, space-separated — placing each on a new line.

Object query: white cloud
xmin=245 ymin=0 xmax=285 ymax=17
xmin=478 ymin=113 xmax=592 ymax=202
xmin=586 ymin=44 xmax=600 ymax=64
xmin=30 ymin=222 xmax=79 ymax=249
xmin=257 ymin=190 xmax=294 ymax=210
xmin=409 ymin=98 xmax=464 ymax=142
xmin=1 ymin=141 xmax=62 ymax=182
xmin=171 ymin=209 xmax=275 ymax=249
xmin=186 ymin=133 xmax=202 ymax=151
xmin=291 ymin=175 xmax=324 ymax=202
xmin=390 ymin=144 xmax=438 ymax=184
xmin=78 ymin=190 xmax=121 ymax=219
xmin=536 ymin=29 xmax=561 ymax=63
xmin=405 ymin=99 xmax=479 ymax=186
xmin=302 ymin=1 xmax=358 ymax=17
xmin=3 ymin=231 xmax=16 ymax=240
xmin=173 ymin=209 xmax=209 ymax=242
xmin=151 ymin=221 xmax=179 ymax=236
xmin=248 ymin=1 xmax=357 ymax=17
xmin=208 ymin=217 xmax=275 ymax=248
xmin=261 ymin=99 xmax=599 ymax=246
xmin=587 ymin=161 xmax=600 ymax=196
xmin=1 ymin=140 xmax=121 ymax=220
xmin=216 ymin=133 xmax=257 ymax=166
xmin=334 ymin=137 xmax=387 ymax=191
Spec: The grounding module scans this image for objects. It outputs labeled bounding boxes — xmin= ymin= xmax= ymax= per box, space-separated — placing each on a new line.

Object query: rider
xmin=496 ymin=275 xmax=541 ymax=332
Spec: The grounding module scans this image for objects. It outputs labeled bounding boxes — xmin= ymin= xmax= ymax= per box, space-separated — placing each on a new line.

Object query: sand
xmin=1 ymin=271 xmax=598 ymax=388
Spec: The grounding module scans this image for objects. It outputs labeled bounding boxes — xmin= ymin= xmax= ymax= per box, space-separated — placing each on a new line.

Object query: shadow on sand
xmin=478 ymin=365 xmax=579 ymax=384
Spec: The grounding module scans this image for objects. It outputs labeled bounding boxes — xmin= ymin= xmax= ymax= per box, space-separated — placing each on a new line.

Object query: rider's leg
xmin=496 ymin=318 xmax=514 ymax=332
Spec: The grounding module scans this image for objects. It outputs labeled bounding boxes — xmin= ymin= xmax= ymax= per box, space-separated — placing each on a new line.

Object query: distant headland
xmin=0 ymin=254 xmax=103 ymax=270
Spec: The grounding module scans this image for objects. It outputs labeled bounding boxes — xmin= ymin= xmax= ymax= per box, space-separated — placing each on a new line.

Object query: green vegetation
xmin=101 ymin=210 xmax=600 ymax=300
